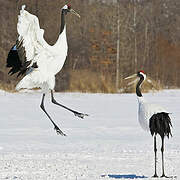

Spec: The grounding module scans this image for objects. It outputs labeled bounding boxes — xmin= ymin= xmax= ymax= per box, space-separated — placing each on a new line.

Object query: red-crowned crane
xmin=125 ymin=70 xmax=172 ymax=178
xmin=6 ymin=5 xmax=88 ymax=136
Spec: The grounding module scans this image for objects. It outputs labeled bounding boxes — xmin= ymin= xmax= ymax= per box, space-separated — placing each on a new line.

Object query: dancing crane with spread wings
xmin=6 ymin=4 xmax=88 ymax=136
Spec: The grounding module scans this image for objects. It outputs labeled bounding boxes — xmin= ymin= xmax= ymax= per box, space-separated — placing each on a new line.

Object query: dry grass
xmin=0 ymin=82 xmax=16 ymax=92
xmin=69 ymin=70 xmax=116 ymax=93
xmin=0 ymin=70 xmax=163 ymax=94
xmin=68 ymin=70 xmax=163 ymax=94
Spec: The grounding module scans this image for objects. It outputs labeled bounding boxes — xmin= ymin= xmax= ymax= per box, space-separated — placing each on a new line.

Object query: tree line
xmin=0 ymin=0 xmax=180 ymax=92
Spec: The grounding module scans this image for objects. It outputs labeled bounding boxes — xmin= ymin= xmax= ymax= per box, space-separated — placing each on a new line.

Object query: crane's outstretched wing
xmin=6 ymin=5 xmax=50 ymax=77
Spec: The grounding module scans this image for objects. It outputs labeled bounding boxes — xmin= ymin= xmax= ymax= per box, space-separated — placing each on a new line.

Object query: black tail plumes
xmin=149 ymin=112 xmax=172 ymax=138
xmin=6 ymin=45 xmax=22 ymax=75
xmin=6 ymin=39 xmax=37 ymax=77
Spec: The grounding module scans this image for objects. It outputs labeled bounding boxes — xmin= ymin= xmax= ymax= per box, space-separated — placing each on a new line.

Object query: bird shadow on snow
xmin=101 ymin=174 xmax=148 ymax=179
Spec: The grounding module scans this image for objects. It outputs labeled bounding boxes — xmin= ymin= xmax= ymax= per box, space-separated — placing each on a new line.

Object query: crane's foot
xmin=74 ymin=112 xmax=89 ymax=119
xmin=161 ymin=175 xmax=176 ymax=178
xmin=54 ymin=125 xmax=66 ymax=136
xmin=152 ymin=174 xmax=158 ymax=178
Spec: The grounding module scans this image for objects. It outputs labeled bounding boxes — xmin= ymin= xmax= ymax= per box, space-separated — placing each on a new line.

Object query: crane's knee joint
xmin=52 ymin=98 xmax=57 ymax=104
xmin=40 ymin=103 xmax=44 ymax=110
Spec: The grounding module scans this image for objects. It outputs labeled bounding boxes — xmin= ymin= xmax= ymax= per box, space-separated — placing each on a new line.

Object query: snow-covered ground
xmin=0 ymin=90 xmax=179 ymax=180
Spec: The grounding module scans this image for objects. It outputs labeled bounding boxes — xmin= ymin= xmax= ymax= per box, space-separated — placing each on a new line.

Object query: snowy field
xmin=0 ymin=90 xmax=179 ymax=180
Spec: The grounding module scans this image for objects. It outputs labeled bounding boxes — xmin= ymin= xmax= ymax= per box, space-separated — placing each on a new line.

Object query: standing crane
xmin=6 ymin=4 xmax=88 ymax=136
xmin=125 ymin=70 xmax=172 ymax=178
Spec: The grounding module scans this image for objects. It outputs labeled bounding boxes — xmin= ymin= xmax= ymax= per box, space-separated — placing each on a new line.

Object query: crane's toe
xmin=74 ymin=112 xmax=89 ymax=119
xmin=54 ymin=126 xmax=66 ymax=136
xmin=161 ymin=175 xmax=174 ymax=178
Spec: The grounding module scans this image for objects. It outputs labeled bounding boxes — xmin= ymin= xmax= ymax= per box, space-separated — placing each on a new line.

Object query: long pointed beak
xmin=70 ymin=9 xmax=81 ymax=18
xmin=124 ymin=74 xmax=137 ymax=80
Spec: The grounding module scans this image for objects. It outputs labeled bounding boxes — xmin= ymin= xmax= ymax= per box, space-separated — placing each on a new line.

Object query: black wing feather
xmin=6 ymin=39 xmax=35 ymax=77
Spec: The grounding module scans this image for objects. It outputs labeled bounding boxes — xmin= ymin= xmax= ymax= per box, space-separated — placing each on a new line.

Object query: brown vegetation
xmin=0 ymin=0 xmax=180 ymax=93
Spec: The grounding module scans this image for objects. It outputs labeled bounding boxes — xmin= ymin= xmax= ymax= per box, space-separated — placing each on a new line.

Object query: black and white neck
xmin=136 ymin=71 xmax=146 ymax=97
xmin=60 ymin=10 xmax=66 ymax=34
xmin=60 ymin=5 xmax=69 ymax=34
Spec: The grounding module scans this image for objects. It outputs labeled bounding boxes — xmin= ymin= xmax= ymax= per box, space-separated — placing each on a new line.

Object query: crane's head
xmin=62 ymin=4 xmax=80 ymax=18
xmin=137 ymin=70 xmax=146 ymax=80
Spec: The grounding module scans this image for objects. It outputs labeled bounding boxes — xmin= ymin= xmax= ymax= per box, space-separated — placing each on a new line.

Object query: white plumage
xmin=16 ymin=5 xmax=68 ymax=92
xmin=7 ymin=5 xmax=87 ymax=136
xmin=138 ymin=96 xmax=168 ymax=131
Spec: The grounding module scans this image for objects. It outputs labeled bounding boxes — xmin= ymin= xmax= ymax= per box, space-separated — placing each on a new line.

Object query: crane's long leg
xmin=51 ymin=90 xmax=88 ymax=119
xmin=40 ymin=93 xmax=66 ymax=136
xmin=161 ymin=136 xmax=169 ymax=178
xmin=152 ymin=135 xmax=158 ymax=178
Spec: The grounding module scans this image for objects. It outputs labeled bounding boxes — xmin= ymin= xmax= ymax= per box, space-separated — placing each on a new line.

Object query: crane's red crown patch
xmin=140 ymin=70 xmax=145 ymax=74
xmin=67 ymin=4 xmax=71 ymax=9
